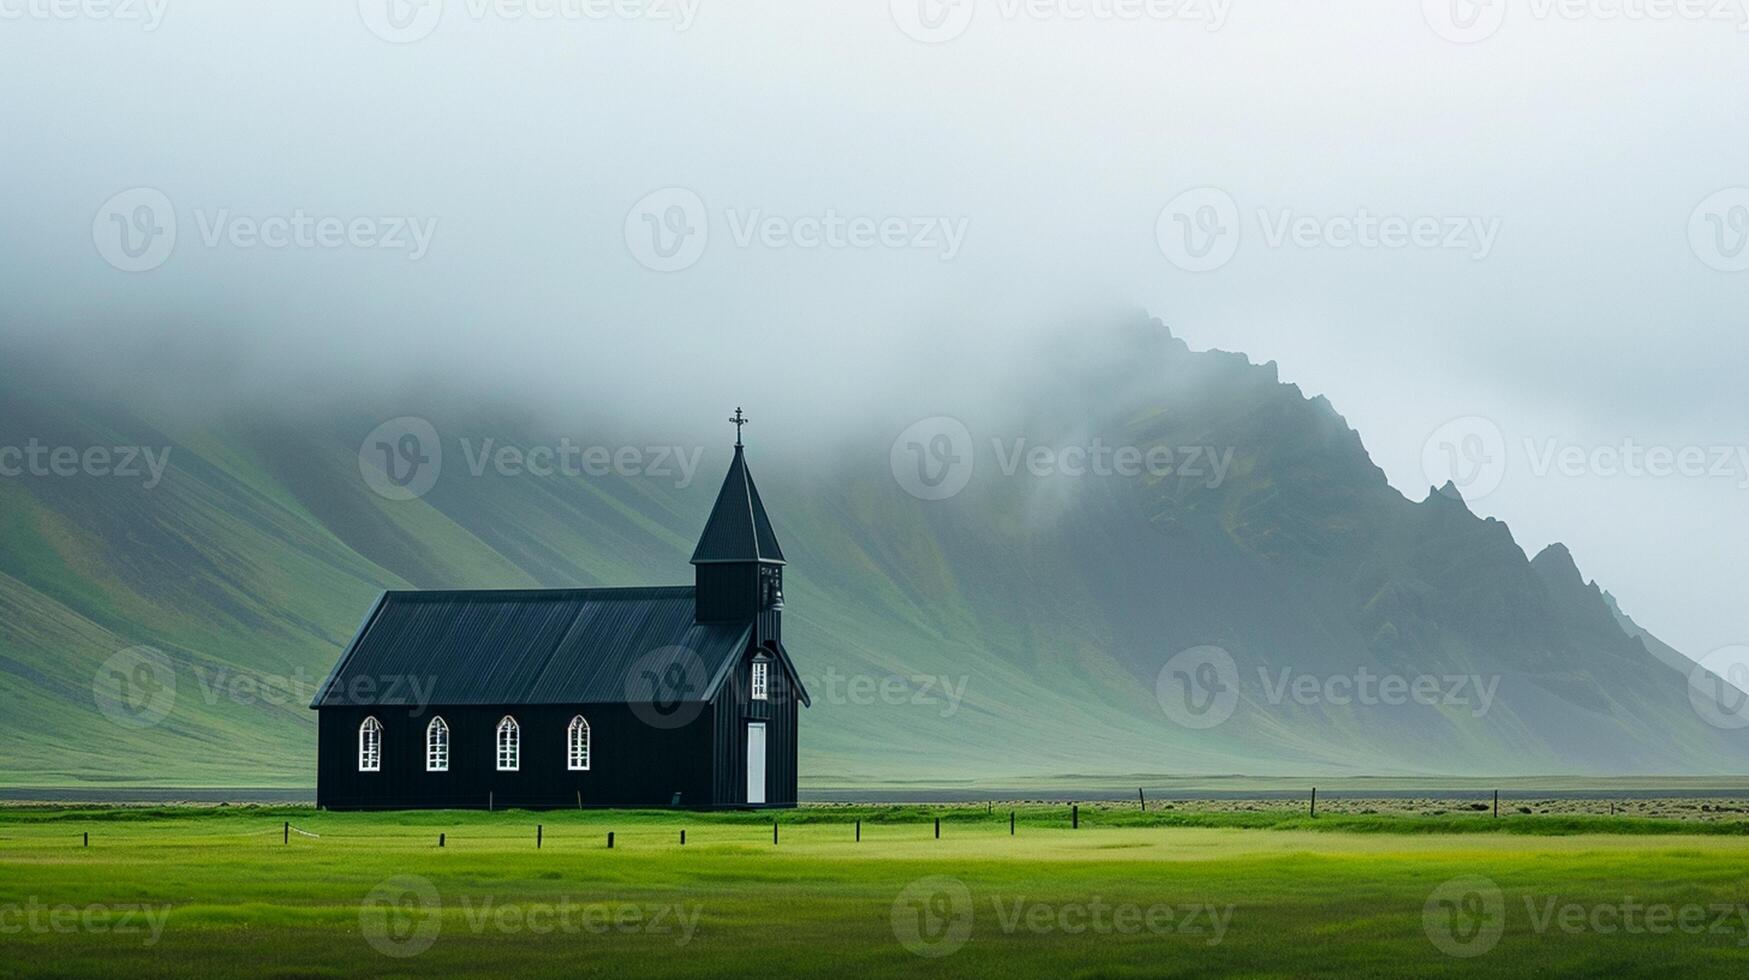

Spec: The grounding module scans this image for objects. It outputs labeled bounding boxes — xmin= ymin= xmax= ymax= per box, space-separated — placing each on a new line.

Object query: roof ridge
xmin=383 ymin=585 xmax=695 ymax=601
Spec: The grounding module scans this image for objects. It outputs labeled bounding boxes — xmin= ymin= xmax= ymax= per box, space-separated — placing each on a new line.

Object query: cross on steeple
xmin=729 ymin=407 xmax=749 ymax=447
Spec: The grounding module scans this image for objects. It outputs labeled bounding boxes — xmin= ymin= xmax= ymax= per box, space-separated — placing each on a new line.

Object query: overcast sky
xmin=2 ymin=0 xmax=1746 ymax=656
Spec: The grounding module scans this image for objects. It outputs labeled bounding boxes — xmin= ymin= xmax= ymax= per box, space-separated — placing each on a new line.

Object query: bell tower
xmin=692 ymin=408 xmax=785 ymax=633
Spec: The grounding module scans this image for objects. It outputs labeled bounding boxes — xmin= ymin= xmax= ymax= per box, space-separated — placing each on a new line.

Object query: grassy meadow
xmin=2 ymin=805 xmax=1748 ymax=977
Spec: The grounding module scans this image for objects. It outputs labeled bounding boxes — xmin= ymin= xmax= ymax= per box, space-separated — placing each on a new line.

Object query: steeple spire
xmin=691 ymin=422 xmax=785 ymax=566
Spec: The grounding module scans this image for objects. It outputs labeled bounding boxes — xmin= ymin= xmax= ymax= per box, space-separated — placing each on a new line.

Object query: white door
xmin=746 ymin=723 xmax=767 ymax=805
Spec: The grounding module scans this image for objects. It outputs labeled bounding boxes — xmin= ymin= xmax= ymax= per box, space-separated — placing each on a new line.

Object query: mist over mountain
xmin=0 ymin=315 xmax=1740 ymax=788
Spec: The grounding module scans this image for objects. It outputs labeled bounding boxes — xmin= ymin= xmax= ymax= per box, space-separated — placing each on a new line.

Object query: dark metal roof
xmin=690 ymin=446 xmax=786 ymax=564
xmin=310 ymin=587 xmax=753 ymax=707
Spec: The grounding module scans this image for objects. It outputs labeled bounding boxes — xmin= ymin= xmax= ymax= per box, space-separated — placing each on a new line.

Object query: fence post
xmin=83 ymin=832 xmax=89 ymax=848
xmin=773 ymin=821 xmax=778 ymax=845
xmin=283 ymin=821 xmax=289 ymax=845
xmin=1010 ymin=811 xmax=1015 ymax=836
xmin=1310 ymin=788 xmax=1317 ymax=818
xmin=1494 ymin=791 xmax=1500 ymax=818
xmin=439 ymin=833 xmax=445 ymax=848
xmin=855 ymin=820 xmax=861 ymax=842
xmin=1139 ymin=788 xmax=1146 ymax=811
xmin=607 ymin=832 xmax=614 ymax=849
xmin=537 ymin=825 xmax=543 ymax=849
xmin=934 ymin=818 xmax=940 ymax=840
xmin=1072 ymin=804 xmax=1079 ymax=829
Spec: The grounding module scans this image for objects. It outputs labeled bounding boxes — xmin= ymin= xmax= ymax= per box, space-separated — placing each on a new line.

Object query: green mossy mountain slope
xmin=0 ymin=319 xmax=1739 ymax=788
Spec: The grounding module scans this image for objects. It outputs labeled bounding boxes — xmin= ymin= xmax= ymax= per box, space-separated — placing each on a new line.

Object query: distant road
xmin=802 ymin=787 xmax=1749 ymax=803
xmin=0 ymin=788 xmax=314 ymax=804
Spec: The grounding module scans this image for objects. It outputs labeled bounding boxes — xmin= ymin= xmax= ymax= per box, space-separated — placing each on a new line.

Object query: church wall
xmin=708 ymin=645 xmax=800 ymax=807
xmin=316 ymin=703 xmax=716 ymax=810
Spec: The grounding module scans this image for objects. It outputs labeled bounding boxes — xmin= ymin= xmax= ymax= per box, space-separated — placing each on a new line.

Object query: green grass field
xmin=2 ymin=806 xmax=1748 ymax=978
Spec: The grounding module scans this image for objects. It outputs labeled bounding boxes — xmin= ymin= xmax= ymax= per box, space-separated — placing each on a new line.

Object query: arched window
xmin=358 ymin=717 xmax=383 ymax=772
xmin=751 ymin=658 xmax=770 ymax=701
xmin=426 ymin=717 xmax=449 ymax=772
xmin=496 ymin=716 xmax=520 ymax=771
xmin=567 ymin=715 xmax=591 ymax=771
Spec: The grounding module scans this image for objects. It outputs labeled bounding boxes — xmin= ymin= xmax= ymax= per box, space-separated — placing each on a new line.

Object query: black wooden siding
xmin=316 ymin=703 xmax=714 ymax=810
xmin=316 ymin=645 xmax=800 ymax=810
xmin=708 ymin=647 xmax=799 ymax=806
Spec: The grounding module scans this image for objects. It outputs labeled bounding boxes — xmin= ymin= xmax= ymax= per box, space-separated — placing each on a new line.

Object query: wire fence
xmin=5 ymin=797 xmax=1744 ymax=849
xmin=1 ymin=817 xmax=1020 ymax=847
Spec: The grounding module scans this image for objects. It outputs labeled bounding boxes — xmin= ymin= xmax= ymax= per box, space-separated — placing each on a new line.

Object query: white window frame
xmin=751 ymin=659 xmax=769 ymax=701
xmin=358 ymin=716 xmax=383 ymax=772
xmin=567 ymin=715 xmax=591 ymax=771
xmin=426 ymin=717 xmax=449 ymax=772
xmin=496 ymin=716 xmax=520 ymax=772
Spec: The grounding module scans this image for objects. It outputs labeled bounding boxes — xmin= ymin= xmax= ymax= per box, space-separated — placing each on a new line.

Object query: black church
xmin=310 ymin=414 xmax=807 ymax=810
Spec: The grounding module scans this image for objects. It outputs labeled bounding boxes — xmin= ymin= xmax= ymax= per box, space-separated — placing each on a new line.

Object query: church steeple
xmin=693 ymin=411 xmax=785 ymax=623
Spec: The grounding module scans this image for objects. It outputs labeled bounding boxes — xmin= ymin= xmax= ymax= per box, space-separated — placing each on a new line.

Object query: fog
xmin=2 ymin=0 xmax=1745 ymax=655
